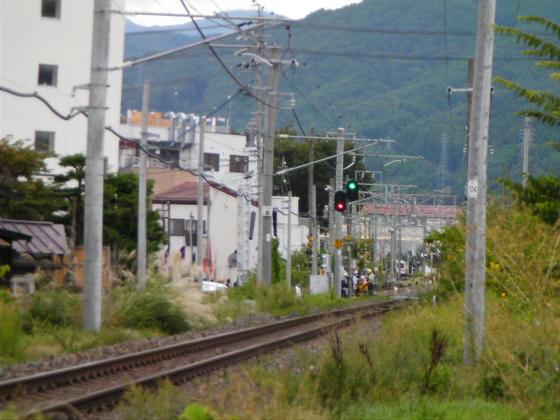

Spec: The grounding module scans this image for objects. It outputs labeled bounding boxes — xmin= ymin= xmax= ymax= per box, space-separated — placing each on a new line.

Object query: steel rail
xmin=1 ymin=300 xmax=405 ymax=418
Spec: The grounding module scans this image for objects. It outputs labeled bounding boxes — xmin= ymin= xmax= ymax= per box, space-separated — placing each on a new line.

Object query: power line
xmin=177 ymin=0 xmax=280 ymax=110
xmin=289 ymin=48 xmax=542 ymax=62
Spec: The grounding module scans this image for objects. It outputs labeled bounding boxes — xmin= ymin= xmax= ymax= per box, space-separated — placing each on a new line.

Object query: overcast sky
xmin=125 ymin=0 xmax=362 ymax=26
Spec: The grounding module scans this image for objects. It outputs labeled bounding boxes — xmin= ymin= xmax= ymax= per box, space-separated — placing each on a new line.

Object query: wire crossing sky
xmin=125 ymin=0 xmax=362 ymax=25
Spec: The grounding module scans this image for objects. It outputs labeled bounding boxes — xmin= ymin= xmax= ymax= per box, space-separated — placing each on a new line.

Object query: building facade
xmin=0 ymin=0 xmax=126 ymax=173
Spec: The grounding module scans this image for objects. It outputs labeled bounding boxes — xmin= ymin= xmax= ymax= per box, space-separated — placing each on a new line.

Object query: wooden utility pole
xmin=83 ymin=0 xmax=111 ymax=331
xmin=464 ymin=0 xmax=496 ymax=365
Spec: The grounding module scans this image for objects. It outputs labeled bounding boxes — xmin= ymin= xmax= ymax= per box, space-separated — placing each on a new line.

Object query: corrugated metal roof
xmin=0 ymin=219 xmax=68 ymax=256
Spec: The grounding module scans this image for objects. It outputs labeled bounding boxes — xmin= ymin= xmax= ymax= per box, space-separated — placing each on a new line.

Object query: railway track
xmin=0 ymin=299 xmax=406 ymax=419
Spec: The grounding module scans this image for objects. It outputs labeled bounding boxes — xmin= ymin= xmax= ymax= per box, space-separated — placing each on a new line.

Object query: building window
xmin=169 ymin=219 xmax=185 ymax=236
xmin=35 ymin=131 xmax=55 ymax=152
xmin=41 ymin=0 xmax=61 ymax=18
xmin=204 ymin=153 xmax=219 ymax=171
xmin=38 ymin=64 xmax=58 ymax=86
xmin=230 ymin=155 xmax=248 ymax=173
xmin=185 ymin=219 xmax=198 ymax=246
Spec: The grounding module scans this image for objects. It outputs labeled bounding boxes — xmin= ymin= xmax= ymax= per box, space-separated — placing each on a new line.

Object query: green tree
xmin=274 ymin=125 xmax=371 ymax=216
xmin=0 ymin=138 xmax=64 ymax=220
xmin=494 ymin=16 xmax=560 ymax=126
xmin=103 ymin=172 xmax=166 ymax=253
xmin=54 ymin=154 xmax=86 ymax=248
xmin=495 ymin=16 xmax=560 ymax=224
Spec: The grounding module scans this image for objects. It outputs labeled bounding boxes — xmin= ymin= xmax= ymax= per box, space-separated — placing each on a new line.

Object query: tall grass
xmin=123 ymin=202 xmax=559 ymax=418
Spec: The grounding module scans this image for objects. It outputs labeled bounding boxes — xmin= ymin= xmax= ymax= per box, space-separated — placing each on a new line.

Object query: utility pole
xmin=311 ymin=184 xmax=318 ymax=275
xmin=83 ymin=0 xmax=111 ymax=331
xmin=308 ymin=129 xmax=318 ymax=275
xmin=522 ymin=116 xmax=532 ymax=187
xmin=286 ymin=191 xmax=292 ymax=289
xmin=137 ymin=80 xmax=149 ymax=289
xmin=260 ymin=48 xmax=281 ymax=287
xmin=255 ymin=23 xmax=265 ymax=286
xmin=328 ymin=178 xmax=335 ymax=259
xmin=334 ymin=128 xmax=345 ymax=297
xmin=197 ymin=118 xmax=206 ymax=291
xmin=464 ymin=0 xmax=496 ymax=365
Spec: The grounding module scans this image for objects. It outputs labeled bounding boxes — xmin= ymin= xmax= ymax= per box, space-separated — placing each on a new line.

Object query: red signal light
xmin=334 ymin=190 xmax=347 ymax=212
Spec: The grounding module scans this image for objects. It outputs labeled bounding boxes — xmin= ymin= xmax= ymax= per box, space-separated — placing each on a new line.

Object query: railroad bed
xmin=0 ymin=299 xmax=406 ymax=419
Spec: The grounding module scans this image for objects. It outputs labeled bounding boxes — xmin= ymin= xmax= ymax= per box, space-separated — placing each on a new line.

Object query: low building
xmin=0 ymin=219 xmax=69 ymax=293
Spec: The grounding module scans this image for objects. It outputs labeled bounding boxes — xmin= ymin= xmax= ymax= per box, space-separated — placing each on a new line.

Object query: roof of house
xmin=0 ymin=219 xmax=68 ymax=256
xmin=153 ymin=181 xmax=209 ymax=204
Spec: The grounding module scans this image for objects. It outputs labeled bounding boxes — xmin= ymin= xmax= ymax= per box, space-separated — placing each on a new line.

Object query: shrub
xmin=0 ymin=301 xmax=25 ymax=363
xmin=23 ymin=286 xmax=81 ymax=331
xmin=110 ymin=280 xmax=189 ymax=334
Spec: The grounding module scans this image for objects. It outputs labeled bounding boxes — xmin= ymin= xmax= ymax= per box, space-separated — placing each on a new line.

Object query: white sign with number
xmin=467 ymin=179 xmax=478 ymax=198
xmin=262 ymin=206 xmax=273 ymax=217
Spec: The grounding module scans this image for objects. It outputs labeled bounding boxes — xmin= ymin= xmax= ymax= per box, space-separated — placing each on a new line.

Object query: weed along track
xmin=0 ymin=300 xmax=405 ymax=419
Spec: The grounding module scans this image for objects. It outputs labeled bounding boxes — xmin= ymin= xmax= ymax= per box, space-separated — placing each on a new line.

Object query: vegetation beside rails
xmin=109 ymin=202 xmax=559 ymax=419
xmin=4 ymin=202 xmax=558 ymax=418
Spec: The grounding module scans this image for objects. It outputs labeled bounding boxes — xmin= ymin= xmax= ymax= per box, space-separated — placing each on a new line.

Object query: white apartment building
xmin=119 ymin=111 xmax=259 ymax=195
xmin=0 ymin=0 xmax=126 ymax=173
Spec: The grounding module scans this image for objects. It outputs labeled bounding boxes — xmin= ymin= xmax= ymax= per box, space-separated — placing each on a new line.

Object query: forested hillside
xmin=122 ymin=0 xmax=560 ymax=195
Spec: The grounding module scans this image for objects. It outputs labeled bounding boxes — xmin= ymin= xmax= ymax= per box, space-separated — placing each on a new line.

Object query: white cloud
xmin=125 ymin=0 xmax=361 ymax=26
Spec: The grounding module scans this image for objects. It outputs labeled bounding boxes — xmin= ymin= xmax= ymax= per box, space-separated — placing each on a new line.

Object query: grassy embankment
xmin=1 ymin=202 xmax=559 ymax=419
xmin=115 ymin=203 xmax=560 ymax=419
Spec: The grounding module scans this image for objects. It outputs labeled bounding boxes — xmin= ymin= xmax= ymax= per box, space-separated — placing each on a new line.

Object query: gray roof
xmin=0 ymin=219 xmax=68 ymax=256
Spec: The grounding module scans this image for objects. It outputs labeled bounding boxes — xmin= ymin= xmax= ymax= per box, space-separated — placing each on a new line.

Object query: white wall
xmin=272 ymin=195 xmax=309 ymax=259
xmin=118 ymin=121 xmax=259 ymax=195
xmin=153 ymin=184 xmax=259 ymax=282
xmin=0 ymin=0 xmax=125 ymax=173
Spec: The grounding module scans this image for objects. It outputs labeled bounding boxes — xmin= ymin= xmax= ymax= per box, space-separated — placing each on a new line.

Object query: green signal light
xmin=347 ymin=181 xmax=357 ymax=190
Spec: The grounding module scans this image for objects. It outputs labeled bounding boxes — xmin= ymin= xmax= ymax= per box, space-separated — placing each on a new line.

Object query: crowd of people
xmin=341 ymin=268 xmax=377 ymax=297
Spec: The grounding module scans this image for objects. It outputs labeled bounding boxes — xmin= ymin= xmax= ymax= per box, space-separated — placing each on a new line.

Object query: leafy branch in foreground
xmin=494 ymin=16 xmax=560 ymax=126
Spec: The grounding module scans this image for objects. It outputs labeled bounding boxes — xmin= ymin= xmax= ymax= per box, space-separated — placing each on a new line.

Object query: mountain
xmin=121 ymin=0 xmax=560 ymax=195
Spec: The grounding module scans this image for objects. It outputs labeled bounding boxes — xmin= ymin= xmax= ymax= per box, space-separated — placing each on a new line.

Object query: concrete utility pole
xmin=83 ymin=0 xmax=111 ymax=331
xmin=260 ymin=48 xmax=281 ymax=287
xmin=328 ymin=178 xmax=335 ymax=259
xmin=522 ymin=116 xmax=532 ymax=187
xmin=334 ymin=128 xmax=345 ymax=297
xmin=464 ymin=0 xmax=496 ymax=365
xmin=311 ymin=184 xmax=318 ymax=275
xmin=286 ymin=191 xmax=292 ymax=289
xmin=137 ymin=80 xmax=149 ymax=289
xmin=197 ymin=118 xmax=206 ymax=291
xmin=255 ymin=28 xmax=265 ymax=286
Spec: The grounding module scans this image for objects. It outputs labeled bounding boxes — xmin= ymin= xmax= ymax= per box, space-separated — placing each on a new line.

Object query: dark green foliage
xmin=24 ymin=286 xmax=82 ymax=329
xmin=122 ymin=1 xmax=560 ymax=197
xmin=425 ymin=222 xmax=466 ymax=296
xmin=0 ymin=139 xmax=64 ymax=220
xmin=494 ymin=16 xmax=560 ymax=126
xmin=103 ymin=172 xmax=166 ymax=253
xmin=501 ymin=175 xmax=560 ymax=224
xmin=114 ymin=280 xmax=189 ymax=334
xmin=54 ymin=154 xmax=86 ymax=246
xmin=271 ymin=238 xmax=283 ymax=285
xmin=422 ymin=328 xmax=449 ymax=394
xmin=479 ymin=375 xmax=506 ymax=400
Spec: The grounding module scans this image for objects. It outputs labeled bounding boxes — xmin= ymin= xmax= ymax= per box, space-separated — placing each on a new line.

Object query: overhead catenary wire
xmin=177 ymin=0 xmax=280 ymax=110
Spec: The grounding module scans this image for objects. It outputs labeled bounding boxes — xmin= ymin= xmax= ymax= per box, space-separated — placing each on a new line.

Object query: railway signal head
xmin=334 ymin=190 xmax=347 ymax=212
xmin=346 ymin=180 xmax=359 ymax=201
